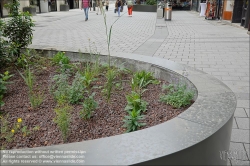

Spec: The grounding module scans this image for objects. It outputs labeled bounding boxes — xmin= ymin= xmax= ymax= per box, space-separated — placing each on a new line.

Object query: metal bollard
xmin=165 ymin=2 xmax=172 ymax=21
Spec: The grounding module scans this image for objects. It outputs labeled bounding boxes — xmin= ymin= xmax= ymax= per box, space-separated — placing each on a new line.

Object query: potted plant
xmin=23 ymin=5 xmax=36 ymax=16
xmin=60 ymin=0 xmax=69 ymax=11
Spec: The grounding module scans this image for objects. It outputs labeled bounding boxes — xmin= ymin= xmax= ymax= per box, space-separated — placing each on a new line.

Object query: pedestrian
xmin=115 ymin=0 xmax=123 ymax=17
xmin=96 ymin=0 xmax=102 ymax=15
xmin=81 ymin=0 xmax=90 ymax=21
xmin=89 ymin=0 xmax=92 ymax=11
xmin=162 ymin=0 xmax=166 ymax=18
xmin=105 ymin=0 xmax=109 ymax=11
xmin=127 ymin=0 xmax=133 ymax=16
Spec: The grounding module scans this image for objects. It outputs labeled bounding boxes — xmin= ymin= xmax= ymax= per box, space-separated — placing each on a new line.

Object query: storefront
xmin=191 ymin=0 xmax=199 ymax=11
xmin=68 ymin=0 xmax=79 ymax=9
xmin=223 ymin=0 xmax=249 ymax=29
xmin=172 ymin=0 xmax=191 ymax=10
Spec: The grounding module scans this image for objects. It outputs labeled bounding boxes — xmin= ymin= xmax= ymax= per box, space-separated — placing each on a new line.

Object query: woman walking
xmin=115 ymin=0 xmax=123 ymax=17
xmin=81 ymin=0 xmax=90 ymax=21
xmin=127 ymin=0 xmax=133 ymax=16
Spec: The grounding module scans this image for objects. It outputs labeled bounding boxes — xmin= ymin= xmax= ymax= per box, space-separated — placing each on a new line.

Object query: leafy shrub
xmin=0 ymin=71 xmax=14 ymax=107
xmin=123 ymin=108 xmax=146 ymax=133
xmin=3 ymin=0 xmax=34 ymax=58
xmin=54 ymin=103 xmax=71 ymax=142
xmin=50 ymin=73 xmax=70 ymax=101
xmin=131 ymin=70 xmax=159 ymax=91
xmin=0 ymin=19 xmax=10 ymax=68
xmin=125 ymin=91 xmax=148 ymax=113
xmin=146 ymin=0 xmax=157 ymax=5
xmin=51 ymin=72 xmax=86 ymax=104
xmin=160 ymin=84 xmax=194 ymax=108
xmin=68 ymin=72 xmax=86 ymax=104
xmin=52 ymin=52 xmax=72 ymax=73
xmin=79 ymin=93 xmax=98 ymax=120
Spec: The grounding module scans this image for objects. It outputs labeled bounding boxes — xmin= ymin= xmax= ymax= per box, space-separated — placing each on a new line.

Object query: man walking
xmin=81 ymin=0 xmax=90 ymax=21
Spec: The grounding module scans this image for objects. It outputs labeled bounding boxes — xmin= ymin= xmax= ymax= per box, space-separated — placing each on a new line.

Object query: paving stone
xmin=237 ymin=100 xmax=250 ymax=109
xmin=235 ymin=118 xmax=250 ymax=130
xmin=245 ymin=109 xmax=249 ymax=117
xmin=229 ymin=142 xmax=249 ymax=160
xmin=230 ymin=160 xmax=250 ymax=165
xmin=233 ymin=118 xmax=238 ymax=129
xmin=234 ymin=108 xmax=248 ymax=118
xmin=231 ymin=129 xmax=250 ymax=144
xmin=244 ymin=144 xmax=250 ymax=160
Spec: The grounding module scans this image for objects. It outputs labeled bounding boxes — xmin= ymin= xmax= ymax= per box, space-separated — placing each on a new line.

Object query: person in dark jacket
xmin=115 ymin=0 xmax=123 ymax=16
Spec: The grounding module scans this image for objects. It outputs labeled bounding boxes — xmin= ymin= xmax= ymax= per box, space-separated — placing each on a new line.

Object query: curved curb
xmin=0 ymin=50 xmax=236 ymax=165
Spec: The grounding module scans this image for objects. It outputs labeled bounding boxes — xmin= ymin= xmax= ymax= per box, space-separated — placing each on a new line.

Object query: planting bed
xmin=0 ymin=54 xmax=193 ymax=150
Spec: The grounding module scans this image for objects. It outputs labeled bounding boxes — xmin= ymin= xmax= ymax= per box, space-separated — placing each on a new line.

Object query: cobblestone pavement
xmin=29 ymin=4 xmax=249 ymax=165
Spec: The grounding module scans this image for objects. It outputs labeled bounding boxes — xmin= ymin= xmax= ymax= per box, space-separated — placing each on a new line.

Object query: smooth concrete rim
xmin=0 ymin=50 xmax=237 ymax=165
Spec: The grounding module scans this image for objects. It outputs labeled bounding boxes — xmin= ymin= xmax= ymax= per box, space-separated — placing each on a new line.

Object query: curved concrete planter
xmin=0 ymin=51 xmax=236 ymax=165
xmin=133 ymin=5 xmax=157 ymax=12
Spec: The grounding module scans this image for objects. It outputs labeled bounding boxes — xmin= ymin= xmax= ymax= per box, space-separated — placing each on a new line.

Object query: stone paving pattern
xmin=23 ymin=3 xmax=249 ymax=165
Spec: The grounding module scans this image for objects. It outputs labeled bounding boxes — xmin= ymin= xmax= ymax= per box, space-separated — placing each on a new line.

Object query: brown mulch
xmin=0 ymin=62 xmax=191 ymax=150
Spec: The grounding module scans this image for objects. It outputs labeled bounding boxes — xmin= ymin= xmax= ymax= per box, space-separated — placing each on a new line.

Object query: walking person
xmin=162 ymin=0 xmax=166 ymax=18
xmin=96 ymin=0 xmax=102 ymax=15
xmin=115 ymin=0 xmax=123 ymax=17
xmin=127 ymin=0 xmax=133 ymax=16
xmin=105 ymin=0 xmax=109 ymax=11
xmin=81 ymin=0 xmax=90 ymax=21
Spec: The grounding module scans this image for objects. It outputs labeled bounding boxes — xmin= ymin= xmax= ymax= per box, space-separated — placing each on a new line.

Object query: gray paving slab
xmin=26 ymin=6 xmax=249 ymax=165
xmin=235 ymin=118 xmax=250 ymax=130
xmin=234 ymin=108 xmax=248 ymax=118
xmin=230 ymin=160 xmax=250 ymax=166
xmin=244 ymin=144 xmax=250 ymax=160
xmin=229 ymin=142 xmax=249 ymax=160
xmin=231 ymin=129 xmax=250 ymax=144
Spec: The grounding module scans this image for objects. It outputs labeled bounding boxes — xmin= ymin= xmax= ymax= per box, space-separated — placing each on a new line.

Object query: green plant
xmin=146 ymin=0 xmax=157 ymax=5
xmin=123 ymin=108 xmax=146 ymax=133
xmin=18 ymin=68 xmax=43 ymax=109
xmin=29 ymin=91 xmax=44 ymax=109
xmin=102 ymin=68 xmax=118 ymax=102
xmin=125 ymin=91 xmax=148 ymax=113
xmin=0 ymin=116 xmax=23 ymax=149
xmin=18 ymin=68 xmax=34 ymax=92
xmin=101 ymin=3 xmax=124 ymax=69
xmin=131 ymin=70 xmax=159 ymax=91
xmin=0 ymin=19 xmax=10 ymax=68
xmin=52 ymin=51 xmax=72 ymax=73
xmin=160 ymin=84 xmax=194 ymax=108
xmin=53 ymin=103 xmax=71 ymax=142
xmin=79 ymin=93 xmax=98 ymax=120
xmin=3 ymin=0 xmax=34 ymax=58
xmin=32 ymin=125 xmax=40 ymax=131
xmin=50 ymin=73 xmax=70 ymax=102
xmin=21 ymin=126 xmax=30 ymax=137
xmin=0 ymin=71 xmax=14 ymax=107
xmin=81 ymin=62 xmax=97 ymax=89
xmin=68 ymin=72 xmax=86 ymax=104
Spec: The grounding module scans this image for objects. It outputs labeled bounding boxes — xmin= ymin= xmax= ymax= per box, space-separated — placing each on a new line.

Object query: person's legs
xmin=118 ymin=6 xmax=121 ymax=16
xmin=84 ymin=8 xmax=89 ymax=20
xmin=131 ymin=6 xmax=133 ymax=15
xmin=128 ymin=7 xmax=131 ymax=15
xmin=106 ymin=5 xmax=108 ymax=11
xmin=96 ymin=6 xmax=99 ymax=14
xmin=163 ymin=8 xmax=164 ymax=18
